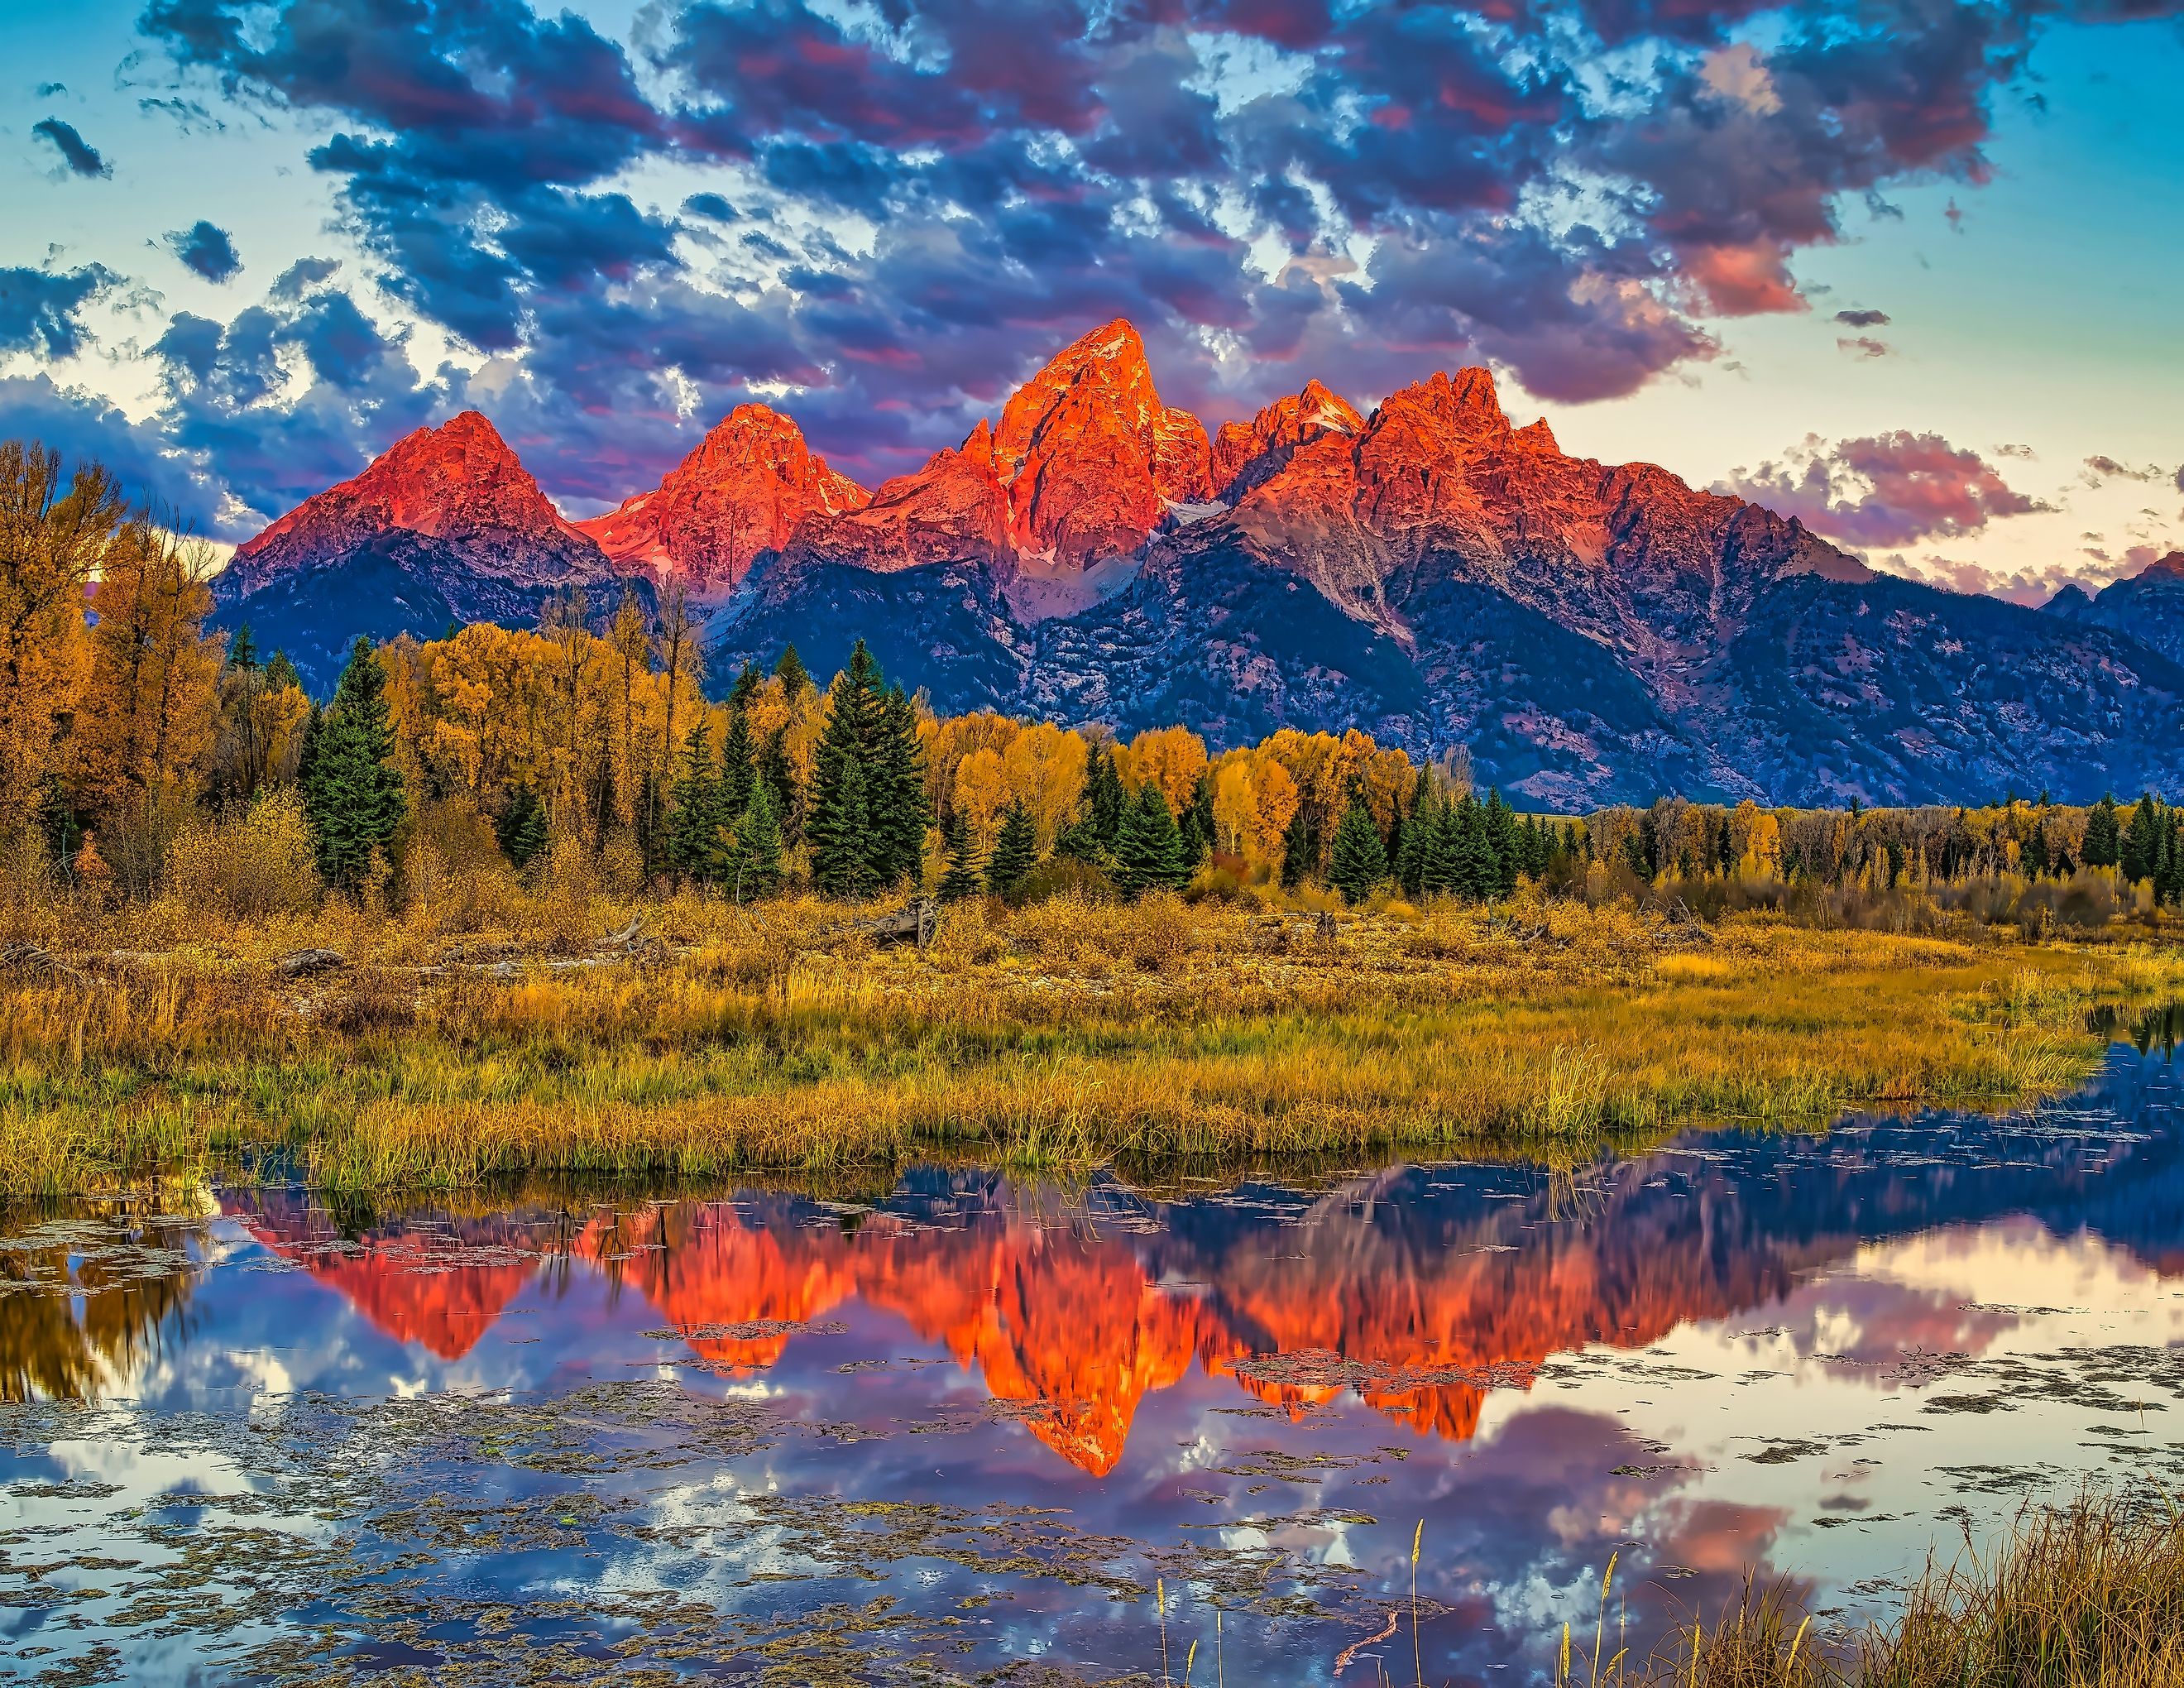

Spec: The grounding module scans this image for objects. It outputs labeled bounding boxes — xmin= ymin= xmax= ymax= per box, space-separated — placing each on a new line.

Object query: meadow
xmin=5 ymin=840 xmax=2179 ymax=1198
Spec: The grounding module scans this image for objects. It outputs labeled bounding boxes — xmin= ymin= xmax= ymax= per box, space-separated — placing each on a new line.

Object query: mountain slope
xmin=2044 ymin=551 xmax=2184 ymax=668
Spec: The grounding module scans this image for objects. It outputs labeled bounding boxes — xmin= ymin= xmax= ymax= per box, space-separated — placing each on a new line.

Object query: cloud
xmin=31 ymin=117 xmax=110 ymax=178
xmin=2081 ymin=453 xmax=2168 ymax=484
xmin=1835 ymin=308 xmax=1891 ymax=327
xmin=0 ymin=266 xmax=120 ymax=361
xmin=0 ymin=373 xmax=218 ymax=525
xmin=2176 ymin=463 xmax=2184 ymax=494
xmin=1726 ymin=430 xmax=2050 ymax=549
xmin=166 ymin=220 xmax=243 ymax=284
xmin=1837 ymin=335 xmax=1889 ymax=357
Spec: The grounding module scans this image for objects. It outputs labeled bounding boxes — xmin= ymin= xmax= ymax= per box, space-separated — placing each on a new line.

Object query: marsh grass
xmin=1614 ymin=1485 xmax=2184 ymax=1688
xmin=4 ymin=881 xmax=2179 ymax=1195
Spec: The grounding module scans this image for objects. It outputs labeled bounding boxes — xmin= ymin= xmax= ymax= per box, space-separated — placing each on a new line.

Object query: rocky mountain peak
xmin=576 ymin=403 xmax=869 ymax=600
xmin=2142 ymin=550 xmax=2184 ymax=580
xmin=989 ymin=317 xmax=1213 ymax=566
xmin=228 ymin=410 xmax=607 ymax=594
xmin=1211 ymin=379 xmax=1365 ymax=497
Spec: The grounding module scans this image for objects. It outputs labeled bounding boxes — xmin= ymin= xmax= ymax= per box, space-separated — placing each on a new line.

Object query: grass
xmin=1610 ymin=1484 xmax=2184 ymax=1687
xmin=3 ymin=878 xmax=2181 ymax=1196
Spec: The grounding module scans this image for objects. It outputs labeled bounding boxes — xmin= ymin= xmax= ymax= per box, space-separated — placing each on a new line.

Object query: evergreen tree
xmin=774 ymin=644 xmax=812 ymax=698
xmin=1396 ymin=784 xmax=1435 ymax=897
xmin=866 ymin=685 xmax=930 ymax=889
xmin=264 ymin=650 xmax=303 ymax=693
xmin=1112 ymin=783 xmax=1189 ymax=897
xmin=728 ymin=661 xmax=763 ymax=712
xmin=229 ymin=623 xmax=259 ymax=671
xmin=2158 ymin=817 xmax=2184 ymax=909
xmin=1483 ymin=789 xmax=1521 ymax=897
xmin=1449 ymin=797 xmax=1499 ymax=902
xmin=758 ymin=725 xmax=800 ymax=846
xmin=2024 ymin=824 xmax=2049 ymax=878
xmin=496 ymin=784 xmax=548 ymax=870
xmin=987 ymin=799 xmax=1038 ymax=897
xmin=664 ymin=723 xmax=724 ymax=883
xmin=1280 ymin=804 xmax=1312 ymax=890
xmin=2121 ymin=794 xmax=2164 ymax=884
xmin=725 ymin=783 xmax=784 ymax=901
xmin=719 ymin=699 xmax=757 ymax=823
xmin=937 ymin=808 xmax=984 ymax=902
xmin=1181 ymin=770 xmax=1217 ymax=869
xmin=808 ymin=750 xmax=875 ymax=898
xmin=2085 ymin=794 xmax=2122 ymax=867
xmin=301 ymin=636 xmax=406 ymax=894
xmin=1057 ymin=738 xmax=1126 ymax=861
xmin=1329 ymin=797 xmax=1387 ymax=905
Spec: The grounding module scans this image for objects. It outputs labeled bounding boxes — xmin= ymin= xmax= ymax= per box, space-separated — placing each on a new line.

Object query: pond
xmin=2 ymin=1011 xmax=2180 ymax=1685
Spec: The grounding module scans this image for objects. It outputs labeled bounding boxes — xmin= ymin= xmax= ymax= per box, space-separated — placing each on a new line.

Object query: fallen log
xmin=0 ymin=943 xmax=83 ymax=981
xmin=277 ymin=948 xmax=346 ymax=977
xmin=860 ymin=896 xmax=938 ymax=950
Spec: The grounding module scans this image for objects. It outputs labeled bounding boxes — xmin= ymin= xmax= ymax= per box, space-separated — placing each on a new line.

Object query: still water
xmin=2 ymin=1015 xmax=2181 ymax=1686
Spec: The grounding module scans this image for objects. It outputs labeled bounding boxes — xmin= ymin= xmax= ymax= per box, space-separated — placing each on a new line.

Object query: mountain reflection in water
xmin=0 ymin=1020 xmax=2177 ymax=1685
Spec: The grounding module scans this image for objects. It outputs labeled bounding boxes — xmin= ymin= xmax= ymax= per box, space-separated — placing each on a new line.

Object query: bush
xmin=165 ymin=789 xmax=318 ymax=920
xmin=1009 ymin=853 xmax=1117 ymax=908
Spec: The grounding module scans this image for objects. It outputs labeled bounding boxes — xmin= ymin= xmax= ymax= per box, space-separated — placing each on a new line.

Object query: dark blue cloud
xmin=0 ymin=373 xmax=218 ymax=525
xmin=166 ymin=219 xmax=242 ymax=283
xmin=31 ymin=116 xmax=110 ymax=178
xmin=0 ymin=266 xmax=118 ymax=360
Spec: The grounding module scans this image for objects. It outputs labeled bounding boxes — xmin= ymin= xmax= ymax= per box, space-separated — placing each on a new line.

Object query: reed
xmin=4 ymin=883 xmax=2178 ymax=1195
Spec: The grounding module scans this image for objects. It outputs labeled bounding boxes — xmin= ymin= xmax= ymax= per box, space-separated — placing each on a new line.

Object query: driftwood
xmin=278 ymin=948 xmax=347 ymax=977
xmin=860 ymin=897 xmax=938 ymax=951
xmin=0 ymin=943 xmax=83 ymax=981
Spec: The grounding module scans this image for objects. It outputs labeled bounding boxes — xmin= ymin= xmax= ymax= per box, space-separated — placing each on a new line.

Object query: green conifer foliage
xmin=1112 ymin=783 xmax=1189 ymax=897
xmin=2121 ymin=794 xmax=2164 ymax=884
xmin=301 ymin=636 xmax=407 ymax=894
xmin=774 ymin=644 xmax=812 ymax=698
xmin=664 ymin=723 xmax=723 ymax=884
xmin=867 ymin=686 xmax=931 ymax=889
xmin=263 ymin=650 xmax=303 ymax=693
xmin=2085 ymin=795 xmax=2122 ymax=867
xmin=759 ymin=725 xmax=800 ymax=846
xmin=1449 ymin=797 xmax=1500 ymax=901
xmin=1329 ymin=797 xmax=1387 ymax=905
xmin=726 ymin=784 xmax=784 ymax=901
xmin=809 ymin=750 xmax=875 ymax=898
xmin=937 ymin=808 xmax=984 ymax=902
xmin=1181 ymin=770 xmax=1217 ymax=868
xmin=1483 ymin=789 xmax=1520 ymax=897
xmin=1279 ymin=804 xmax=1312 ymax=890
xmin=987 ymin=799 xmax=1037 ymax=897
xmin=719 ymin=700 xmax=757 ymax=824
xmin=496 ymin=784 xmax=548 ymax=870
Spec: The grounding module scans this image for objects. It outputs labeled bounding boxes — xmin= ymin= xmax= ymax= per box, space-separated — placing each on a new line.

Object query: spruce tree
xmin=229 ymin=623 xmax=259 ymax=671
xmin=2024 ymin=824 xmax=2049 ymax=878
xmin=807 ymin=641 xmax=888 ymax=896
xmin=726 ymin=783 xmax=784 ymax=902
xmin=302 ymin=636 xmax=406 ymax=894
xmin=1057 ymin=739 xmax=1126 ymax=861
xmin=719 ymin=700 xmax=757 ymax=824
xmin=759 ymin=725 xmax=800 ymax=846
xmin=1113 ymin=784 xmax=1188 ymax=898
xmin=1483 ymin=789 xmax=1520 ymax=897
xmin=1280 ymin=804 xmax=1312 ymax=890
xmin=664 ymin=724 xmax=724 ymax=884
xmin=496 ymin=784 xmax=548 ymax=870
xmin=1396 ymin=785 xmax=1435 ymax=897
xmin=1449 ymin=797 xmax=1498 ymax=902
xmin=2121 ymin=794 xmax=2163 ymax=884
xmin=1329 ymin=797 xmax=1387 ymax=905
xmin=2086 ymin=795 xmax=2122 ymax=867
xmin=867 ymin=685 xmax=930 ymax=889
xmin=728 ymin=661 xmax=763 ymax=712
xmin=774 ymin=644 xmax=812 ymax=698
xmin=987 ymin=799 xmax=1037 ymax=897
xmin=264 ymin=650 xmax=304 ymax=693
xmin=937 ymin=808 xmax=984 ymax=902
xmin=1420 ymin=798 xmax=1462 ymax=896
xmin=2158 ymin=817 xmax=2184 ymax=909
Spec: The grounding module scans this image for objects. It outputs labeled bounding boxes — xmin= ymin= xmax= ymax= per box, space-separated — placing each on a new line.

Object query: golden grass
xmin=3 ymin=880 xmax=2179 ymax=1195
xmin=1616 ymin=1485 xmax=2184 ymax=1688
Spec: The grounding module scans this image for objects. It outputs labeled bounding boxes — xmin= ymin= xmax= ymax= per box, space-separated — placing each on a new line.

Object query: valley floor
xmin=6 ymin=882 xmax=2182 ymax=1198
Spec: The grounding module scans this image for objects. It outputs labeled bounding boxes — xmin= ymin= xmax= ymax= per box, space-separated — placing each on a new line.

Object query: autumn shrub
xmin=165 ymin=789 xmax=318 ymax=921
xmin=1008 ymin=854 xmax=1116 ymax=907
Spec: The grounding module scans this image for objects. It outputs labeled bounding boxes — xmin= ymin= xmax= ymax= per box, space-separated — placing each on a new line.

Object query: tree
xmin=1280 ymin=803 xmax=1312 ymax=890
xmin=719 ymin=698 xmax=757 ymax=823
xmin=1329 ymin=796 xmax=1387 ymax=904
xmin=987 ymin=798 xmax=1037 ymax=896
xmin=663 ymin=723 xmax=723 ymax=883
xmin=0 ymin=443 xmax=124 ymax=835
xmin=937 ymin=808 xmax=984 ymax=901
xmin=758 ymin=723 xmax=801 ymax=846
xmin=301 ymin=636 xmax=406 ymax=894
xmin=2085 ymin=794 xmax=2122 ymax=867
xmin=2121 ymin=794 xmax=2164 ymax=884
xmin=1112 ymin=782 xmax=1188 ymax=897
xmin=1180 ymin=770 xmax=1217 ymax=869
xmin=1449 ymin=796 xmax=1500 ymax=901
xmin=725 ymin=782 xmax=783 ymax=901
xmin=1059 ymin=737 xmax=1127 ymax=860
xmin=774 ymin=644 xmax=812 ymax=698
xmin=1483 ymin=789 xmax=1521 ymax=897
xmin=867 ymin=684 xmax=930 ymax=888
xmin=807 ymin=643 xmax=887 ymax=896
xmin=496 ymin=783 xmax=548 ymax=869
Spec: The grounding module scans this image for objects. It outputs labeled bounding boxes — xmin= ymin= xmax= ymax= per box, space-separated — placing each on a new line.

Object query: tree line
xmin=5 ymin=439 xmax=2182 ymax=918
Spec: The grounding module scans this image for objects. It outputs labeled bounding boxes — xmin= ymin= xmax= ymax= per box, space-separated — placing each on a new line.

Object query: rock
xmin=277 ymin=949 xmax=345 ymax=977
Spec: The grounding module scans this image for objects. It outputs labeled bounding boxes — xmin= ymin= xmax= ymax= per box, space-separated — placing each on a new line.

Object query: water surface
xmin=3 ymin=1018 xmax=2181 ymax=1685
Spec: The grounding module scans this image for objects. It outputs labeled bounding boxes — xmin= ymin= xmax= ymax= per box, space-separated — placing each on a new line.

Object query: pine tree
xmin=725 ymin=783 xmax=784 ymax=902
xmin=1449 ymin=797 xmax=1498 ymax=902
xmin=2158 ymin=817 xmax=2184 ymax=909
xmin=2024 ymin=823 xmax=2049 ymax=878
xmin=937 ymin=808 xmax=984 ymax=901
xmin=759 ymin=725 xmax=800 ymax=846
xmin=719 ymin=700 xmax=757 ymax=824
xmin=1483 ymin=789 xmax=1520 ymax=897
xmin=987 ymin=799 xmax=1037 ymax=897
xmin=807 ymin=641 xmax=888 ymax=896
xmin=2121 ymin=794 xmax=2164 ymax=884
xmin=664 ymin=724 xmax=723 ymax=884
xmin=1396 ymin=785 xmax=1435 ymax=897
xmin=1057 ymin=738 xmax=1126 ymax=861
xmin=2085 ymin=795 xmax=2122 ymax=867
xmin=1329 ymin=797 xmax=1387 ymax=905
xmin=728 ymin=661 xmax=763 ymax=712
xmin=867 ymin=685 xmax=930 ymax=889
xmin=496 ymin=783 xmax=548 ymax=869
xmin=1180 ymin=770 xmax=1216 ymax=869
xmin=264 ymin=650 xmax=304 ymax=693
xmin=229 ymin=623 xmax=259 ymax=671
xmin=1280 ymin=804 xmax=1312 ymax=890
xmin=301 ymin=636 xmax=406 ymax=894
xmin=774 ymin=644 xmax=812 ymax=698
xmin=1112 ymin=783 xmax=1188 ymax=897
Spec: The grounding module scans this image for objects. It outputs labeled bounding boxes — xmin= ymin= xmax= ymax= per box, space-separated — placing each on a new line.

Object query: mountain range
xmin=209 ymin=320 xmax=2184 ymax=807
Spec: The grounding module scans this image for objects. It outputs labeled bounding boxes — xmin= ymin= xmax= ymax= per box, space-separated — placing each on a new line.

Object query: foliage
xmin=1112 ymin=780 xmax=1189 ymax=897
xmin=1329 ymin=796 xmax=1387 ymax=904
xmin=300 ymin=637 xmax=407 ymax=894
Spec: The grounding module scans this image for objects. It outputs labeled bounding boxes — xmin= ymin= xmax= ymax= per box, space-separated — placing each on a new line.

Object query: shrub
xmin=165 ymin=789 xmax=318 ymax=920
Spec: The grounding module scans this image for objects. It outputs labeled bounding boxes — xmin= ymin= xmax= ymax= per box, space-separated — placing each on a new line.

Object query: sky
xmin=2 ymin=0 xmax=2180 ymax=603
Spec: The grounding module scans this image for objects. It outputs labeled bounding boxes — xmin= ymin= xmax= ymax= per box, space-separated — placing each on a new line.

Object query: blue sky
xmin=2 ymin=0 xmax=2180 ymax=601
